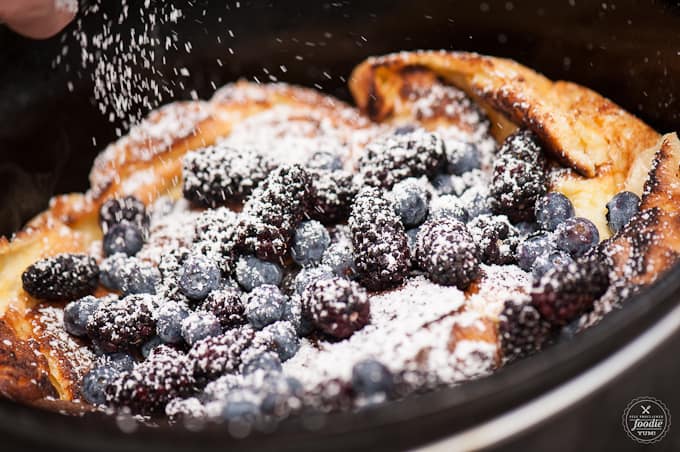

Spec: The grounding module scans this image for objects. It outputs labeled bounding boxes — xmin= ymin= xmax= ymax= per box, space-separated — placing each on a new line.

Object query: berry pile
xmin=18 ymin=100 xmax=641 ymax=427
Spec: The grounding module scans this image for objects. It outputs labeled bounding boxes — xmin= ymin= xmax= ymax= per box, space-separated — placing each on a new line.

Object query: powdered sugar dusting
xmin=284 ymin=273 xmax=524 ymax=389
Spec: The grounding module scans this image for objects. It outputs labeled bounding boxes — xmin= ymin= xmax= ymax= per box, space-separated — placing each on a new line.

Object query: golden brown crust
xmin=349 ymin=50 xmax=659 ymax=177
xmin=0 ymin=80 xmax=375 ymax=408
xmin=604 ymin=133 xmax=680 ymax=287
xmin=0 ymin=52 xmax=675 ymax=411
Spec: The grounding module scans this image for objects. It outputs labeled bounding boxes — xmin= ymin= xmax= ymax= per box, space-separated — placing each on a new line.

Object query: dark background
xmin=0 ymin=1 xmax=679 ymax=451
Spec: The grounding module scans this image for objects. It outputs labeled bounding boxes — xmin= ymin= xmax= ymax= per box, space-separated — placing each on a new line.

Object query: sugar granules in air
xmin=54 ymin=0 xmax=192 ymax=132
xmin=55 ymin=0 xmax=78 ymax=14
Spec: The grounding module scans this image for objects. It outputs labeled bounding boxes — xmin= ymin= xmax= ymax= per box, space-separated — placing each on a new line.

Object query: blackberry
xmin=606 ymin=191 xmax=640 ymax=234
xmin=63 ymin=295 xmax=101 ymax=337
xmin=302 ymin=277 xmax=370 ymax=339
xmin=181 ymin=311 xmax=223 ymax=346
xmin=22 ymin=253 xmax=99 ymax=300
xmin=498 ymin=298 xmax=553 ymax=363
xmin=86 ymin=294 xmax=157 ymax=352
xmin=178 ymin=254 xmax=221 ymax=301
xmin=182 ymin=144 xmax=274 ymax=207
xmin=359 ymin=130 xmax=446 ymax=189
xmin=349 ymin=188 xmax=410 ymax=291
xmin=309 ymin=170 xmax=358 ymax=224
xmin=445 ymin=141 xmax=481 ymax=175
xmin=468 ymin=215 xmax=519 ymax=265
xmin=102 ymin=222 xmax=144 ymax=257
xmin=489 ymin=129 xmax=548 ymax=222
xmin=237 ymin=164 xmax=314 ymax=262
xmin=554 ymin=217 xmax=600 ymax=257
xmin=193 ymin=207 xmax=240 ymax=274
xmin=307 ymin=150 xmax=343 ymax=171
xmin=535 ymin=192 xmax=575 ymax=232
xmin=259 ymin=321 xmax=300 ymax=361
xmin=99 ymin=196 xmax=149 ymax=234
xmin=415 ymin=218 xmax=481 ymax=289
xmin=291 ymin=220 xmax=331 ymax=267
xmin=244 ymin=285 xmax=287 ymax=330
xmin=156 ymin=301 xmax=191 ymax=344
xmin=235 ymin=255 xmax=283 ymax=291
xmin=106 ymin=346 xmax=195 ymax=414
xmin=351 ymin=359 xmax=394 ymax=399
xmin=531 ymin=253 xmax=610 ymax=326
xmin=390 ymin=178 xmax=430 ymax=227
xmin=188 ymin=327 xmax=256 ymax=385
xmin=200 ymin=288 xmax=247 ymax=328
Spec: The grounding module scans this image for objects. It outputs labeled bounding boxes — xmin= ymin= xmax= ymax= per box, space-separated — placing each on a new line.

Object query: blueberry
xmin=535 ymin=192 xmax=575 ymax=232
xmin=351 ymin=359 xmax=394 ymax=398
xmin=63 ymin=296 xmax=100 ymax=337
xmin=102 ymin=222 xmax=144 ymax=257
xmin=532 ymin=250 xmax=574 ymax=279
xmin=391 ymin=178 xmax=430 ymax=227
xmin=554 ymin=217 xmax=600 ymax=257
xmin=261 ymin=321 xmax=300 ymax=361
xmin=102 ymin=352 xmax=135 ymax=372
xmin=281 ymin=295 xmax=303 ymax=335
xmin=606 ymin=191 xmax=640 ymax=234
xmin=245 ymin=285 xmax=287 ymax=329
xmin=181 ymin=311 xmax=222 ymax=345
xmin=406 ymin=227 xmax=420 ymax=255
xmin=515 ymin=221 xmax=540 ymax=238
xmin=307 ymin=150 xmax=343 ymax=171
xmin=120 ymin=259 xmax=161 ymax=295
xmin=221 ymin=391 xmax=260 ymax=423
xmin=291 ymin=221 xmax=331 ymax=267
xmin=179 ymin=254 xmax=221 ymax=301
xmin=81 ymin=365 xmax=117 ymax=405
xmin=98 ymin=253 xmax=128 ymax=291
xmin=432 ymin=174 xmax=456 ymax=195
xmin=156 ymin=302 xmax=191 ymax=344
xmin=141 ymin=336 xmax=163 ymax=358
xmin=260 ymin=376 xmax=303 ymax=416
xmin=516 ymin=233 xmax=554 ymax=271
xmin=241 ymin=350 xmax=282 ymax=375
xmin=236 ymin=255 xmax=283 ymax=291
xmin=394 ymin=124 xmax=417 ymax=135
xmin=293 ymin=265 xmax=334 ymax=295
xmin=321 ymin=243 xmax=356 ymax=278
xmin=429 ymin=195 xmax=469 ymax=223
xmin=446 ymin=141 xmax=481 ymax=175
xmin=460 ymin=186 xmax=492 ymax=219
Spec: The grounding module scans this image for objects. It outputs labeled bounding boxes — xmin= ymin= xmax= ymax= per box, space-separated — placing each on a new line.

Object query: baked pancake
xmin=0 ymin=51 xmax=677 ymax=423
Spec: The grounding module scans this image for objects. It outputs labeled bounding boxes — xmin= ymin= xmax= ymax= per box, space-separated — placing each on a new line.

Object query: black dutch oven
xmin=0 ymin=1 xmax=679 ymax=450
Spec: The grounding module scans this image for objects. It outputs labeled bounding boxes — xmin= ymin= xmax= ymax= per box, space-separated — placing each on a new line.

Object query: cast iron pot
xmin=0 ymin=1 xmax=679 ymax=450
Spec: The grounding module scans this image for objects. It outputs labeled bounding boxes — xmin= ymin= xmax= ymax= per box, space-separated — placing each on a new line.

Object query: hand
xmin=0 ymin=0 xmax=77 ymax=39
